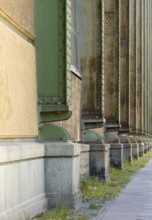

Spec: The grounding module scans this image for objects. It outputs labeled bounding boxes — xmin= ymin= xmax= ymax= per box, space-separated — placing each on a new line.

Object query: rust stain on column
xmin=78 ymin=0 xmax=102 ymax=119
xmin=129 ymin=0 xmax=136 ymax=133
xmin=104 ymin=0 xmax=119 ymax=125
xmin=119 ymin=0 xmax=129 ymax=129
xmin=136 ymin=0 xmax=142 ymax=133
xmin=81 ymin=56 xmax=96 ymax=111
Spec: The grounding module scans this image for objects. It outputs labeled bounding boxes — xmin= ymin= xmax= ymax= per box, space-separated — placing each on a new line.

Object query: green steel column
xmin=35 ymin=0 xmax=72 ymax=123
xmin=34 ymin=0 xmax=72 ymax=141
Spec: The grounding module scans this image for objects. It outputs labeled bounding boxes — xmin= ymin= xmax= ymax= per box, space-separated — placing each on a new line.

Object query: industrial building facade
xmin=0 ymin=0 xmax=152 ymax=219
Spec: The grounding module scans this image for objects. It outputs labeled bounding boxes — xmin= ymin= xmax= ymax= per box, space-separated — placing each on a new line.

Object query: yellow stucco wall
xmin=0 ymin=0 xmax=34 ymax=35
xmin=0 ymin=21 xmax=38 ymax=138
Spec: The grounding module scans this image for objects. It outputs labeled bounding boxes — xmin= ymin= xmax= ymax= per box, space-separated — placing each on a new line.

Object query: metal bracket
xmin=118 ymin=135 xmax=130 ymax=143
xmin=39 ymin=111 xmax=72 ymax=123
xmin=82 ymin=130 xmax=103 ymax=143
xmin=38 ymin=124 xmax=71 ymax=142
xmin=104 ymin=133 xmax=120 ymax=143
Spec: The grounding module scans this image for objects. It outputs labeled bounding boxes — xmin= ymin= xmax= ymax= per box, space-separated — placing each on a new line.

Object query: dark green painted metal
xmin=39 ymin=111 xmax=72 ymax=123
xmin=82 ymin=130 xmax=103 ymax=143
xmin=38 ymin=124 xmax=71 ymax=141
xmin=34 ymin=0 xmax=72 ymax=123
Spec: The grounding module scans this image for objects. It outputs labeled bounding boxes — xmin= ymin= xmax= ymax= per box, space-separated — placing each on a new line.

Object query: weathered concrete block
xmin=139 ymin=143 xmax=144 ymax=157
xmin=123 ymin=143 xmax=132 ymax=162
xmin=149 ymin=142 xmax=152 ymax=150
xmin=144 ymin=142 xmax=149 ymax=153
xmin=45 ymin=142 xmax=82 ymax=210
xmin=89 ymin=144 xmax=110 ymax=182
xmin=110 ymin=144 xmax=123 ymax=169
xmin=127 ymin=136 xmax=139 ymax=160
xmin=80 ymin=144 xmax=90 ymax=179
xmin=0 ymin=142 xmax=47 ymax=220
xmin=132 ymin=143 xmax=139 ymax=160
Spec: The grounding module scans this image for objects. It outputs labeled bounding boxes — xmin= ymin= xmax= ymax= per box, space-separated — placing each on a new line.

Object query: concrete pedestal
xmin=45 ymin=142 xmax=82 ymax=210
xmin=144 ymin=142 xmax=149 ymax=153
xmin=149 ymin=142 xmax=152 ymax=150
xmin=0 ymin=142 xmax=47 ymax=220
xmin=132 ymin=143 xmax=139 ymax=160
xmin=89 ymin=144 xmax=110 ymax=181
xmin=139 ymin=143 xmax=144 ymax=157
xmin=123 ymin=144 xmax=132 ymax=162
xmin=110 ymin=144 xmax=124 ymax=169
xmin=80 ymin=144 xmax=90 ymax=179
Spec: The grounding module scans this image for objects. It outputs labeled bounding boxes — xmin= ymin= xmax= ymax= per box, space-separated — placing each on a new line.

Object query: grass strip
xmin=81 ymin=150 xmax=152 ymax=203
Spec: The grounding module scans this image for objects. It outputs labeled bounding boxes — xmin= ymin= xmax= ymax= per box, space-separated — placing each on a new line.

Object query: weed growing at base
xmin=34 ymin=205 xmax=89 ymax=220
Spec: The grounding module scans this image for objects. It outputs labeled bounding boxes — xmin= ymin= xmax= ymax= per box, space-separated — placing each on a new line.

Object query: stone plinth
xmin=123 ymin=144 xmax=132 ymax=162
xmin=144 ymin=142 xmax=149 ymax=153
xmin=80 ymin=144 xmax=90 ymax=179
xmin=149 ymin=142 xmax=152 ymax=150
xmin=45 ymin=142 xmax=82 ymax=210
xmin=0 ymin=142 xmax=47 ymax=220
xmin=132 ymin=143 xmax=139 ymax=160
xmin=139 ymin=143 xmax=144 ymax=157
xmin=110 ymin=144 xmax=124 ymax=169
xmin=89 ymin=144 xmax=110 ymax=182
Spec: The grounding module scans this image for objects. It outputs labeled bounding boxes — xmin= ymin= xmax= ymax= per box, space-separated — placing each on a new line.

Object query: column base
xmin=110 ymin=144 xmax=123 ymax=169
xmin=139 ymin=143 xmax=144 ymax=157
xmin=123 ymin=143 xmax=132 ymax=162
xmin=89 ymin=144 xmax=110 ymax=182
xmin=144 ymin=142 xmax=149 ymax=153
xmin=80 ymin=144 xmax=90 ymax=179
xmin=0 ymin=142 xmax=47 ymax=220
xmin=132 ymin=143 xmax=139 ymax=160
xmin=45 ymin=142 xmax=82 ymax=210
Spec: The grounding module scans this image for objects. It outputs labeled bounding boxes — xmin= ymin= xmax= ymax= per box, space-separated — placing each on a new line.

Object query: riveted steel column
xmin=144 ymin=0 xmax=148 ymax=134
xmin=129 ymin=0 xmax=136 ymax=133
xmin=135 ymin=0 xmax=142 ymax=133
xmin=141 ymin=0 xmax=145 ymax=134
xmin=104 ymin=0 xmax=120 ymax=130
xmin=78 ymin=0 xmax=104 ymax=128
xmin=101 ymin=0 xmax=105 ymax=121
xmin=147 ymin=0 xmax=150 ymax=134
xmin=35 ymin=0 xmax=72 ymax=123
xmin=149 ymin=0 xmax=151 ymax=134
xmin=150 ymin=1 xmax=152 ymax=134
xmin=148 ymin=0 xmax=151 ymax=135
xmin=119 ymin=0 xmax=129 ymax=132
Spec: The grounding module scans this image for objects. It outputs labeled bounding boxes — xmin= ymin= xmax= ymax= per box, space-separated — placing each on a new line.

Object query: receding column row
xmin=104 ymin=0 xmax=152 ymax=137
xmin=103 ymin=0 xmax=152 ymax=161
xmin=77 ymin=0 xmax=152 ymax=176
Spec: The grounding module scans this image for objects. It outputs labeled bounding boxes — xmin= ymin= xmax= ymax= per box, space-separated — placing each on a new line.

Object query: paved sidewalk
xmin=95 ymin=159 xmax=152 ymax=220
